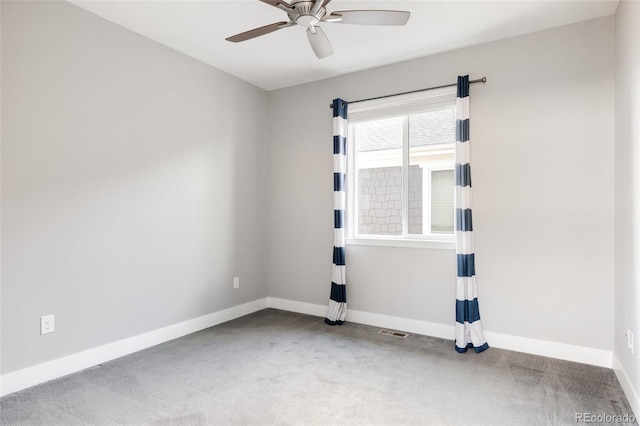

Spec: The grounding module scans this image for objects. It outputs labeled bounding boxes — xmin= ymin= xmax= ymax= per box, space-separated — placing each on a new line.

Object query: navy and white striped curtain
xmin=455 ymin=76 xmax=489 ymax=353
xmin=325 ymin=98 xmax=348 ymax=325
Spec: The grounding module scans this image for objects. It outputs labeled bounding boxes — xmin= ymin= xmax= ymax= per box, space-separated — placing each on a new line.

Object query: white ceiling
xmin=69 ymin=0 xmax=619 ymax=91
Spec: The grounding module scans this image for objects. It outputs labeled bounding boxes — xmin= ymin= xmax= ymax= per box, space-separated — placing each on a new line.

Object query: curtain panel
xmin=326 ymin=98 xmax=348 ymax=325
xmin=454 ymin=75 xmax=489 ymax=353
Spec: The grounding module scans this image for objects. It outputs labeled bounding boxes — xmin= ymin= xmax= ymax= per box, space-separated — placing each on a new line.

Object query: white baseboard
xmin=346 ymin=309 xmax=456 ymax=340
xmin=483 ymin=331 xmax=612 ymax=368
xmin=613 ymin=354 xmax=640 ymax=418
xmin=0 ymin=296 xmax=617 ymax=399
xmin=267 ymin=296 xmax=454 ymax=339
xmin=267 ymin=297 xmax=613 ymax=368
xmin=267 ymin=297 xmax=327 ymax=317
xmin=0 ymin=298 xmax=268 ymax=397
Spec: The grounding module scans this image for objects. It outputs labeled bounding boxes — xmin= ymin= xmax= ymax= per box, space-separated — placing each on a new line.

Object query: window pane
xmin=406 ymin=162 xmax=423 ymax=235
xmin=356 ymin=117 xmax=403 ymax=152
xmin=409 ymin=108 xmax=456 ymax=146
xmin=355 ymin=117 xmax=403 ymax=236
xmin=408 ymin=109 xmax=455 ymax=235
xmin=431 ymin=169 xmax=455 ymax=234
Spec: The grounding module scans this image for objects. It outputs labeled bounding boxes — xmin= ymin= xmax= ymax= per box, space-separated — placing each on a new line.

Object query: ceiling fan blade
xmin=324 ymin=10 xmax=410 ymax=26
xmin=226 ymin=21 xmax=290 ymax=43
xmin=310 ymin=0 xmax=325 ymax=15
xmin=307 ymin=26 xmax=333 ymax=59
xmin=259 ymin=0 xmax=292 ymax=9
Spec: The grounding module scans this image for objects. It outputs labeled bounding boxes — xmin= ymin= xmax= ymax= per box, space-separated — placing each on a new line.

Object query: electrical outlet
xmin=233 ymin=277 xmax=240 ymax=289
xmin=41 ymin=315 xmax=55 ymax=335
xmin=628 ymin=329 xmax=634 ymax=354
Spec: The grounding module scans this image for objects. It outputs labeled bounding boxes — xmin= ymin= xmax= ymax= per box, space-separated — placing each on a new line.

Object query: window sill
xmin=345 ymin=237 xmax=455 ymax=250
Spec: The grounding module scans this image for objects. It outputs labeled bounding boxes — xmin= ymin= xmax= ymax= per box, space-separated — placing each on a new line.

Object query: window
xmin=347 ymin=87 xmax=457 ymax=247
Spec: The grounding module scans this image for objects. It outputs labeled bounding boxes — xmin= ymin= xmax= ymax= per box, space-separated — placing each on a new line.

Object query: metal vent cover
xmin=378 ymin=329 xmax=409 ymax=338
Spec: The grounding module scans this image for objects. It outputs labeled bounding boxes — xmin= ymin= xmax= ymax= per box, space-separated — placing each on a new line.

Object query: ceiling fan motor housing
xmin=288 ymin=1 xmax=326 ymax=27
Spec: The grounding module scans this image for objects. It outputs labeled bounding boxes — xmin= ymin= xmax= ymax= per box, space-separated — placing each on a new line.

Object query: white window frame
xmin=346 ymin=87 xmax=457 ymax=250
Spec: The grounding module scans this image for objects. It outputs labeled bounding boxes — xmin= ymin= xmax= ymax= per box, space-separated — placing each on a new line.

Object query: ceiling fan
xmin=225 ymin=0 xmax=410 ymax=59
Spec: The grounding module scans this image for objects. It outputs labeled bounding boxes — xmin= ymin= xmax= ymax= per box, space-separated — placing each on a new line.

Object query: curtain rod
xmin=330 ymin=77 xmax=487 ymax=108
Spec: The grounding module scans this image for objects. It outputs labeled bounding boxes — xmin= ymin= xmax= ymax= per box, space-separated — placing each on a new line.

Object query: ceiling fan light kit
xmin=225 ymin=0 xmax=410 ymax=59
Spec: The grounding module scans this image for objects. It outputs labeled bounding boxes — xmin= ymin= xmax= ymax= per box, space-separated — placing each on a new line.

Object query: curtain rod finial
xmin=329 ymin=101 xmax=348 ymax=108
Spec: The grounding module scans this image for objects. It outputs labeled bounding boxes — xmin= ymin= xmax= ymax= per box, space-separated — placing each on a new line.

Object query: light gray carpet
xmin=0 ymin=309 xmax=636 ymax=425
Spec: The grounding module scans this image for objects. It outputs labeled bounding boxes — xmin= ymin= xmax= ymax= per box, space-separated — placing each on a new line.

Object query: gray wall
xmin=615 ymin=0 xmax=640 ymax=408
xmin=267 ymin=17 xmax=615 ymax=351
xmin=1 ymin=1 xmax=268 ymax=374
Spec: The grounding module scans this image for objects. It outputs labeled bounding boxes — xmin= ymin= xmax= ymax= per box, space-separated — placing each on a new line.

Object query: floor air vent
xmin=378 ymin=329 xmax=409 ymax=338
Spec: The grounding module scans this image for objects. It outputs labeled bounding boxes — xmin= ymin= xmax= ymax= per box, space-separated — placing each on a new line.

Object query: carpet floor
xmin=0 ymin=309 xmax=636 ymax=425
